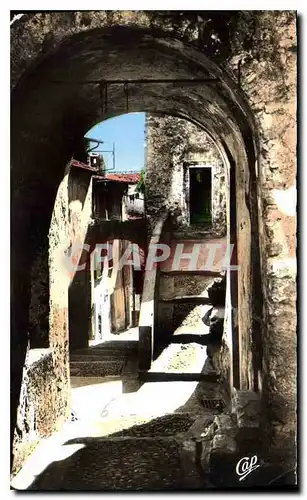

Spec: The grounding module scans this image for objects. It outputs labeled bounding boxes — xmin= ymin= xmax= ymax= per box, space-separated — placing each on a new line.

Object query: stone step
xmin=160 ymin=269 xmax=222 ymax=277
xmin=159 ymin=295 xmax=211 ymax=305
xmin=70 ymin=360 xmax=125 ymax=377
xmin=69 ymin=412 xmax=200 ymax=437
xmin=68 ymin=435 xmax=180 ymax=441
xmin=170 ymin=303 xmax=212 ymax=331
xmin=70 ymin=344 xmax=137 ymax=359
xmin=70 ymin=352 xmax=127 ymax=362
xmin=171 ymin=229 xmax=220 ymax=240
xmin=172 ymin=324 xmax=210 ymax=336
xmin=70 ymin=376 xmax=123 ymax=388
xmin=80 ymin=340 xmax=138 ymax=350
xmin=138 ymin=371 xmax=219 ymax=383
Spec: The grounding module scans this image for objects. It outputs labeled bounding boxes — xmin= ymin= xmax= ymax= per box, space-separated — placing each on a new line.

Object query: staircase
xmin=69 ymin=341 xmax=138 ymax=379
xmin=139 ymin=225 xmax=226 ymax=370
xmin=68 ymin=222 xmax=226 ymax=387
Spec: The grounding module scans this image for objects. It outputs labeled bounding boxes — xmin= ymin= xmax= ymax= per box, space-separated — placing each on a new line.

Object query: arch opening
xmin=11 ymin=24 xmax=263 ymax=474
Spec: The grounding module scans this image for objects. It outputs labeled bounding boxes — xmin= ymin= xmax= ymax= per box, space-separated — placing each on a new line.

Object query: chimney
xmin=88 ymin=153 xmax=105 ymax=175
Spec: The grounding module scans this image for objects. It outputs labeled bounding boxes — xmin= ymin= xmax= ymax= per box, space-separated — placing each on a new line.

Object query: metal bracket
xmin=99 ymin=81 xmax=108 ymax=119
xmin=124 ymin=82 xmax=129 ymax=113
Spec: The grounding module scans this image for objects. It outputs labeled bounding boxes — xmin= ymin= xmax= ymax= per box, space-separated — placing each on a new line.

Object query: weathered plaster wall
xmin=145 ymin=115 xmax=226 ymax=235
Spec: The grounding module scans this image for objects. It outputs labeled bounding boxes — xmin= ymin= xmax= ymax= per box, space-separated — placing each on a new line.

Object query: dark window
xmin=189 ymin=167 xmax=212 ymax=224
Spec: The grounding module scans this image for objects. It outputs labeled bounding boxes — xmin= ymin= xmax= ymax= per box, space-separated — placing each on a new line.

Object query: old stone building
xmin=11 ymin=10 xmax=297 ymax=490
xmin=145 ymin=114 xmax=226 ymax=234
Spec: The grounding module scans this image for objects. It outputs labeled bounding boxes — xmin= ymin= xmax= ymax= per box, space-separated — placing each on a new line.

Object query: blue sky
xmin=85 ymin=112 xmax=145 ymax=172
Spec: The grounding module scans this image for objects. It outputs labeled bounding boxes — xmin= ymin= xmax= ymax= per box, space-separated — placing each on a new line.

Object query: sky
xmin=85 ymin=112 xmax=146 ymax=172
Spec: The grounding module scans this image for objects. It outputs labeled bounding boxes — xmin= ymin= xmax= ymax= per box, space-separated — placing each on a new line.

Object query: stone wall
xmin=145 ymin=115 xmax=226 ymax=236
xmin=142 ymin=13 xmax=297 ymax=470
xmin=12 ymin=348 xmax=66 ymax=476
xmin=28 ymin=243 xmax=49 ymax=348
xmin=226 ymin=12 xmax=297 ymax=469
xmin=49 ymin=162 xmax=94 ymax=386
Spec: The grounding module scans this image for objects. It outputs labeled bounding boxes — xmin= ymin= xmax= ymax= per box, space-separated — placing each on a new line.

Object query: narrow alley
xmin=10 ymin=10 xmax=297 ymax=491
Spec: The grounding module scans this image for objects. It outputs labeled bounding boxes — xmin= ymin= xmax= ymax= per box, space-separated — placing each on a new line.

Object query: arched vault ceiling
xmin=12 ymin=26 xmax=256 ymax=171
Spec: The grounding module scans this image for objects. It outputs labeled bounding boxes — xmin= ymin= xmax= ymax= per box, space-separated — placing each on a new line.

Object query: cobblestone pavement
xmin=29 ymin=438 xmax=185 ymax=490
xmin=12 ymin=340 xmax=224 ymax=491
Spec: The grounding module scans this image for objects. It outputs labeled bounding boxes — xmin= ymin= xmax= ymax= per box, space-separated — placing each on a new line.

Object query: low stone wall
xmin=12 ymin=348 xmax=70 ymax=476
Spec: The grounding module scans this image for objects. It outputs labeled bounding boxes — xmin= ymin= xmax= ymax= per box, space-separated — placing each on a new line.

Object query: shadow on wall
xmin=28 ymin=240 xmax=50 ymax=348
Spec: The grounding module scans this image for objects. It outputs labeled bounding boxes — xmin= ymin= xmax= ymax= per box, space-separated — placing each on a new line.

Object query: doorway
xmin=189 ymin=166 xmax=212 ymax=224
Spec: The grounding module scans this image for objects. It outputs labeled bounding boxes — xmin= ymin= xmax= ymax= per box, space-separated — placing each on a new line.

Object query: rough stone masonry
xmin=11 ymin=10 xmax=296 ymax=483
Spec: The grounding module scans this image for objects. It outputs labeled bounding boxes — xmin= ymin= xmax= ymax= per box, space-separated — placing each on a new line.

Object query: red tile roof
xmin=70 ymin=159 xmax=141 ymax=184
xmin=70 ymin=158 xmax=98 ymax=172
xmin=105 ymin=173 xmax=141 ymax=184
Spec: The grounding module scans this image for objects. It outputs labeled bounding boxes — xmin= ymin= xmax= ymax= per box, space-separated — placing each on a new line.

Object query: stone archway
xmin=11 ymin=11 xmax=296 ymax=477
xmin=11 ymin=20 xmax=259 ymax=467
